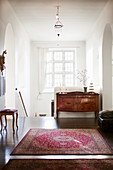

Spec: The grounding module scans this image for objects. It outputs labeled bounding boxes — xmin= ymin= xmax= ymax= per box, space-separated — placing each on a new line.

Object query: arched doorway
xmin=4 ymin=23 xmax=15 ymax=108
xmin=102 ymin=24 xmax=112 ymax=110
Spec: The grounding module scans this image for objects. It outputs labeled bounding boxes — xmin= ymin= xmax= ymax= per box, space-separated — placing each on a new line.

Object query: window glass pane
xmin=46 ymin=63 xmax=52 ymax=73
xmin=65 ymin=52 xmax=73 ymax=60
xmin=45 ymin=74 xmax=52 ymax=87
xmin=45 ymin=49 xmax=76 ymax=90
xmin=65 ymin=74 xmax=73 ymax=86
xmin=47 ymin=52 xmax=52 ymax=62
xmin=54 ymin=52 xmax=62 ymax=61
xmin=65 ymin=63 xmax=73 ymax=72
xmin=54 ymin=74 xmax=62 ymax=86
xmin=54 ymin=63 xmax=63 ymax=72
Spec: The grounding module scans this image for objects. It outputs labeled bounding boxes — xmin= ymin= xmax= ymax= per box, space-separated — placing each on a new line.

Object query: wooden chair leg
xmin=16 ymin=112 xmax=18 ymax=129
xmin=12 ymin=115 xmax=15 ymax=132
xmin=0 ymin=115 xmax=3 ymax=131
xmin=4 ymin=115 xmax=7 ymax=129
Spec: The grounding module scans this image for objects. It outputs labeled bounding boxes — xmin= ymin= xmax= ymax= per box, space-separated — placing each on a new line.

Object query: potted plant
xmin=76 ymin=69 xmax=89 ymax=93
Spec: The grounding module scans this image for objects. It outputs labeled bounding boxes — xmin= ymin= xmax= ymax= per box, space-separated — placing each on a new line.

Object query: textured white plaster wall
xmin=0 ymin=0 xmax=31 ymax=116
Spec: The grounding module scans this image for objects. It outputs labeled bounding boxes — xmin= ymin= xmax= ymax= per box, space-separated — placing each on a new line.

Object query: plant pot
xmin=83 ymin=87 xmax=87 ymax=93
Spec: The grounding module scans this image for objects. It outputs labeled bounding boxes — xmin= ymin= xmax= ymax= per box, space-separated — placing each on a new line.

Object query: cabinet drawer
xmin=77 ymin=103 xmax=96 ymax=111
xmin=59 ymin=98 xmax=73 ymax=111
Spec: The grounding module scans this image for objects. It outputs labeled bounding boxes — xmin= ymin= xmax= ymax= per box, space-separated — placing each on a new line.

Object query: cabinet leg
xmin=56 ymin=110 xmax=58 ymax=119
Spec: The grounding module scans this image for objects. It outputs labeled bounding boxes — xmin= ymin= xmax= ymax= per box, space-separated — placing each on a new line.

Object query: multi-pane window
xmin=45 ymin=48 xmax=77 ymax=89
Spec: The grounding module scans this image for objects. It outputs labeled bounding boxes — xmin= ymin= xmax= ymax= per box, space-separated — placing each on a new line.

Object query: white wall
xmin=0 ymin=1 xmax=7 ymax=109
xmin=30 ymin=1 xmax=113 ymax=116
xmin=0 ymin=0 xmax=113 ymax=117
xmin=0 ymin=0 xmax=31 ymax=116
xmin=102 ymin=24 xmax=112 ymax=110
xmin=4 ymin=23 xmax=15 ymax=109
xmin=86 ymin=0 xmax=113 ymax=110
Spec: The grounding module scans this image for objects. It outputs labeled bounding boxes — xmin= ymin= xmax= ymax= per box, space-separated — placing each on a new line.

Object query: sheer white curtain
xmin=38 ymin=48 xmax=48 ymax=93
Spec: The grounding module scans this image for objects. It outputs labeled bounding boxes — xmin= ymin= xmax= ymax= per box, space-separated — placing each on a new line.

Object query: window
xmin=45 ymin=48 xmax=77 ymax=90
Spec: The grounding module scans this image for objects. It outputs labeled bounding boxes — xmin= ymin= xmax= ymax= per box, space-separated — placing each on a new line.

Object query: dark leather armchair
xmin=98 ymin=110 xmax=113 ymax=131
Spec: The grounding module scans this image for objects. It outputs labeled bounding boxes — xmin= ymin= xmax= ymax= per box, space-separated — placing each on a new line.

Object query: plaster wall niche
xmin=102 ymin=24 xmax=112 ymax=110
xmin=4 ymin=23 xmax=15 ymax=108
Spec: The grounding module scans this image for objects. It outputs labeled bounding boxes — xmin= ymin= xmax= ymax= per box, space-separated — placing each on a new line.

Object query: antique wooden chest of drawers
xmin=56 ymin=91 xmax=99 ymax=119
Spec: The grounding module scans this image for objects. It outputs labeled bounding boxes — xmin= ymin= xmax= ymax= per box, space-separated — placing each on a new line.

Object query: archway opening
xmin=102 ymin=24 xmax=112 ymax=110
xmin=4 ymin=23 xmax=15 ymax=108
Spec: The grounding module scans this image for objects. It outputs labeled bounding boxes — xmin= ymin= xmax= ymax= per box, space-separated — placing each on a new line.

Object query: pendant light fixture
xmin=54 ymin=6 xmax=63 ymax=37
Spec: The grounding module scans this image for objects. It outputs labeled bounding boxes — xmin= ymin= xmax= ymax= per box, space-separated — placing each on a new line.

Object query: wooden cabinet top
xmin=56 ymin=91 xmax=99 ymax=96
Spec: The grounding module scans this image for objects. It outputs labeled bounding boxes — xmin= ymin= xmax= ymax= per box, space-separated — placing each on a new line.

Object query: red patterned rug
xmin=11 ymin=129 xmax=113 ymax=155
xmin=3 ymin=159 xmax=113 ymax=170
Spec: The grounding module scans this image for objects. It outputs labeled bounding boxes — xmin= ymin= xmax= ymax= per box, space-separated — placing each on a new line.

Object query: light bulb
xmin=56 ymin=14 xmax=59 ymax=19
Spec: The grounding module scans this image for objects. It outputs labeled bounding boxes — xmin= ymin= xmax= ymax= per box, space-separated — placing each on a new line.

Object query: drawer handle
xmin=67 ymin=102 xmax=71 ymax=104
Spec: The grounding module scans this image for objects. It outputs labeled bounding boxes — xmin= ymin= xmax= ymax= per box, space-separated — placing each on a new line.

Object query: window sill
xmin=40 ymin=88 xmax=54 ymax=94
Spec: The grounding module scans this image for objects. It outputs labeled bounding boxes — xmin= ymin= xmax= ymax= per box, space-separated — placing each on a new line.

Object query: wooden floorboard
xmin=0 ymin=117 xmax=113 ymax=170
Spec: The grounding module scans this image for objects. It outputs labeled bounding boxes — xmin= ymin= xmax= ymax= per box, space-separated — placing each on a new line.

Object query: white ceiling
xmin=8 ymin=0 xmax=108 ymax=42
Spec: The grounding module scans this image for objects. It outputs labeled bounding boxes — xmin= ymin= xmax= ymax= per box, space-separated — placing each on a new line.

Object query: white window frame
xmin=44 ymin=48 xmax=77 ymax=92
